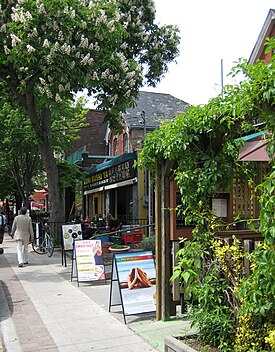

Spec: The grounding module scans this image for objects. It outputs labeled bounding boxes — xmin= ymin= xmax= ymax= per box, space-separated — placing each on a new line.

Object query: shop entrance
xmin=110 ymin=185 xmax=133 ymax=223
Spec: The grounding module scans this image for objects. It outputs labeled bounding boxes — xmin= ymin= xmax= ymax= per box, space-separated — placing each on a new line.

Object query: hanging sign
xmin=109 ymin=251 xmax=156 ymax=321
xmin=73 ymin=239 xmax=105 ymax=283
xmin=62 ymin=224 xmax=83 ymax=251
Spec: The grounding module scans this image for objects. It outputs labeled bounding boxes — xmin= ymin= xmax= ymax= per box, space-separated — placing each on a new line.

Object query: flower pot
xmin=164 ymin=335 xmax=221 ymax=352
xmin=108 ymin=245 xmax=130 ymax=253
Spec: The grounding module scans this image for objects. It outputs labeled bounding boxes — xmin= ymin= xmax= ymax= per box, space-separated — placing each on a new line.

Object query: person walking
xmin=11 ymin=207 xmax=34 ymax=267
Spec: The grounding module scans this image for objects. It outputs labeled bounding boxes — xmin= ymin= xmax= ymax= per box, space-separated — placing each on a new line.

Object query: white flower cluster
xmin=95 ymin=10 xmax=107 ymax=26
xmin=10 ymin=33 xmax=22 ymax=47
xmin=4 ymin=45 xmax=10 ymax=54
xmin=36 ymin=2 xmax=46 ymax=14
xmin=11 ymin=6 xmax=32 ymax=24
xmin=79 ymin=35 xmax=89 ymax=48
xmin=60 ymin=43 xmax=71 ymax=55
xmin=58 ymin=82 xmax=70 ymax=92
xmin=81 ymin=53 xmax=94 ymax=66
xmin=43 ymin=39 xmax=50 ymax=48
xmin=26 ymin=44 xmax=35 ymax=53
xmin=27 ymin=28 xmax=38 ymax=38
xmin=0 ymin=24 xmax=6 ymax=33
xmin=108 ymin=94 xmax=118 ymax=105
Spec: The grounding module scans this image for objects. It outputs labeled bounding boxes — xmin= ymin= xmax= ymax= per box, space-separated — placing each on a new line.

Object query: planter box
xmin=164 ymin=335 xmax=197 ymax=352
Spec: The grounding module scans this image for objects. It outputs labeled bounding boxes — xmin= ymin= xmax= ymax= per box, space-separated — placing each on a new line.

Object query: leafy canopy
xmin=0 ymin=0 xmax=180 ymax=128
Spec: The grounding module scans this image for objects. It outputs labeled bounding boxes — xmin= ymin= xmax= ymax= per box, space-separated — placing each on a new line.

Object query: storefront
xmin=83 ymin=153 xmax=138 ymax=222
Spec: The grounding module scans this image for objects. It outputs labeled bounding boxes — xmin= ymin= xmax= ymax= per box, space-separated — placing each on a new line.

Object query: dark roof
xmin=124 ymin=91 xmax=189 ymax=130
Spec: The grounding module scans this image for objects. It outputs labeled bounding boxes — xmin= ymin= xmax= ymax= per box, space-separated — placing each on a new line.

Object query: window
xmin=123 ymin=133 xmax=128 ymax=153
xmin=113 ymin=138 xmax=118 ymax=156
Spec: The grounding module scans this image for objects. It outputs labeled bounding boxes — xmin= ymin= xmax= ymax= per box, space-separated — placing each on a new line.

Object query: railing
xmin=90 ymin=223 xmax=155 ymax=240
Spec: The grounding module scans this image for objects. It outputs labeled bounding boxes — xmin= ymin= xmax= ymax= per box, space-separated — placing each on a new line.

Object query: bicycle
xmin=32 ymin=226 xmax=54 ymax=257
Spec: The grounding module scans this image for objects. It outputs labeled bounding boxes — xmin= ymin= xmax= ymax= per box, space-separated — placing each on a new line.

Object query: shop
xmin=83 ymin=153 xmax=138 ymax=222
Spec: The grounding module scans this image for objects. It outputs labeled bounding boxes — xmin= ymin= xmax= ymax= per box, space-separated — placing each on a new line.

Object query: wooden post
xmin=155 ymin=161 xmax=162 ymax=320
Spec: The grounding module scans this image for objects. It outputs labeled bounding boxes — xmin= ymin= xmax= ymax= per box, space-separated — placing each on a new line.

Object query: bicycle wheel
xmin=32 ymin=236 xmax=46 ymax=254
xmin=47 ymin=235 xmax=54 ymax=257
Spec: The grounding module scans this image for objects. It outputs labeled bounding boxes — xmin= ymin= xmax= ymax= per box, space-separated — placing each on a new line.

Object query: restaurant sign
xmin=84 ymin=159 xmax=136 ymax=191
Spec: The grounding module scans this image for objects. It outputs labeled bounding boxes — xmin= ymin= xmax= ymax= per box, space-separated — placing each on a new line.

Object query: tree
xmin=0 ymin=0 xmax=180 ymax=226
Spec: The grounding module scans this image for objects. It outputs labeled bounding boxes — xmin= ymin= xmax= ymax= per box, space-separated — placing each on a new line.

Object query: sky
xmin=144 ymin=0 xmax=274 ymax=106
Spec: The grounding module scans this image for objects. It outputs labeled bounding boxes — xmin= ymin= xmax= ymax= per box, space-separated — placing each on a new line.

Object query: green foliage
xmin=139 ymin=38 xmax=275 ymax=350
xmin=57 ymin=159 xmax=86 ymax=190
xmin=234 ymin=314 xmax=273 ymax=352
xmin=140 ymin=235 xmax=155 ymax=254
xmin=0 ymin=0 xmax=180 ymax=222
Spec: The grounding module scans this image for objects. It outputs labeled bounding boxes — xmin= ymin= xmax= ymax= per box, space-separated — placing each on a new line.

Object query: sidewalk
xmin=0 ymin=234 xmax=193 ymax=351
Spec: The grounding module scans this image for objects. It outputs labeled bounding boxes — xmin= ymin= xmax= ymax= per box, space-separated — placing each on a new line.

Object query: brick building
xmin=83 ymin=91 xmax=189 ymax=225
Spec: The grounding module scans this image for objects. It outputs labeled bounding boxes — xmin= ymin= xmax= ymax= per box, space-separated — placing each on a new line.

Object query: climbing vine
xmin=138 ymin=38 xmax=275 ymax=351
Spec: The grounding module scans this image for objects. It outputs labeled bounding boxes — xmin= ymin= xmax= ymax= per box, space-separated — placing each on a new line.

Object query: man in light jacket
xmin=11 ymin=207 xmax=34 ymax=267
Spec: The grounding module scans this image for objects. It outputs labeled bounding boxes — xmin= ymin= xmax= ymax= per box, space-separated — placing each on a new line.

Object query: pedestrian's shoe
xmin=18 ymin=263 xmax=23 ymax=267
xmin=24 ymin=262 xmax=28 ymax=265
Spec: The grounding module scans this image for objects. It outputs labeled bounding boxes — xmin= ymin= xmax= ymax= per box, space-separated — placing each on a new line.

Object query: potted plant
xmin=140 ymin=235 xmax=155 ymax=255
xmin=108 ymin=244 xmax=130 ymax=253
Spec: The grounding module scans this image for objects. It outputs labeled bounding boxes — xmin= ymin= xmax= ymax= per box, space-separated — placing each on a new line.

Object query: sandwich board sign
xmin=62 ymin=223 xmax=82 ymax=251
xmin=71 ymin=239 xmax=106 ymax=286
xmin=109 ymin=251 xmax=156 ymax=323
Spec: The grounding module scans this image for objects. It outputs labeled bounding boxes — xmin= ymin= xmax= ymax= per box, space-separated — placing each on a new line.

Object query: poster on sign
xmin=62 ymin=224 xmax=82 ymax=251
xmin=111 ymin=251 xmax=156 ymax=317
xmin=74 ymin=239 xmax=105 ymax=283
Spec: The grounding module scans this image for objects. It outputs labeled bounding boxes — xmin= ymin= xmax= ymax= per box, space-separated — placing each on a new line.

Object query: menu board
xmin=62 ymin=224 xmax=82 ymax=251
xmin=74 ymin=240 xmax=105 ymax=282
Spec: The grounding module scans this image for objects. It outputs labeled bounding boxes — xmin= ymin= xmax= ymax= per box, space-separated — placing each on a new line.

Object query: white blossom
xmin=69 ymin=61 xmax=75 ymax=69
xmin=121 ymin=42 xmax=128 ymax=50
xmin=27 ymin=44 xmax=35 ymax=53
xmin=81 ymin=53 xmax=91 ymax=65
xmin=0 ymin=24 xmax=6 ymax=33
xmin=54 ymin=42 xmax=59 ymax=51
xmin=39 ymin=77 xmax=46 ymax=85
xmin=43 ymin=39 xmax=50 ymax=48
xmin=58 ymin=84 xmax=64 ymax=92
xmin=10 ymin=34 xmax=22 ymax=47
xmin=70 ymin=9 xmax=75 ymax=18
xmin=37 ymin=3 xmax=46 ymax=14
xmin=55 ymin=93 xmax=61 ymax=102
xmin=128 ymin=79 xmax=136 ymax=87
xmin=60 ymin=43 xmax=71 ymax=54
xmin=4 ymin=45 xmax=10 ymax=54
xmin=46 ymin=89 xmax=53 ymax=99
xmin=58 ymin=31 xmax=64 ymax=41
xmin=79 ymin=36 xmax=89 ymax=48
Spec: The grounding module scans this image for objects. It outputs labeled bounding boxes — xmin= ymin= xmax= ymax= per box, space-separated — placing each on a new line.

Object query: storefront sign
xmin=84 ymin=159 xmax=136 ymax=191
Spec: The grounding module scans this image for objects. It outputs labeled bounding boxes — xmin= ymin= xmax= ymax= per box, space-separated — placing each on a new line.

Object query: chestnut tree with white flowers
xmin=0 ymin=0 xmax=180 ymax=225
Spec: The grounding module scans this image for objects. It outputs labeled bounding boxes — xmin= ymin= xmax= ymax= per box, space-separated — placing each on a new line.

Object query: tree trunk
xmin=38 ymin=108 xmax=65 ymax=231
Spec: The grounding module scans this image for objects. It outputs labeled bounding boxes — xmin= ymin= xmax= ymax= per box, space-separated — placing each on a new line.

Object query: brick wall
xmin=69 ymin=109 xmax=107 ymax=168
